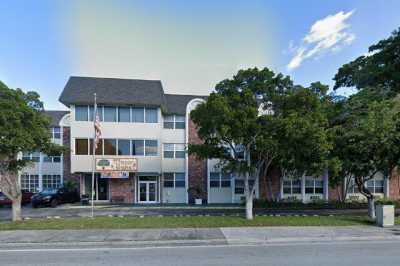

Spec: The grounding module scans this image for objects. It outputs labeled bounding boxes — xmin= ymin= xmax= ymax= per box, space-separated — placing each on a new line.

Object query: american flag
xmin=94 ymin=110 xmax=101 ymax=150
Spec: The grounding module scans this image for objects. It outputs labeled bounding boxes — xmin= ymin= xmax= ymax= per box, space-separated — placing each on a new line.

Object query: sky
xmin=0 ymin=0 xmax=399 ymax=110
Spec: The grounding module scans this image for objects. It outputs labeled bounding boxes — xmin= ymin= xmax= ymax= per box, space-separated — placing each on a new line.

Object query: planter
xmin=195 ymin=198 xmax=203 ymax=205
xmin=376 ymin=205 xmax=395 ymax=227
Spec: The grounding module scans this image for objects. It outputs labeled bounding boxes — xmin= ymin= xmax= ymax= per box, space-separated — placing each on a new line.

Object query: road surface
xmin=0 ymin=240 xmax=399 ymax=265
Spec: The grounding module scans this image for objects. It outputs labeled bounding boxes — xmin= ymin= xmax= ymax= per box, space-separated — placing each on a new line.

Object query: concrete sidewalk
xmin=1 ymin=226 xmax=400 ymax=248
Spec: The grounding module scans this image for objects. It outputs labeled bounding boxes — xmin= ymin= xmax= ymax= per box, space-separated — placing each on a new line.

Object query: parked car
xmin=0 ymin=190 xmax=34 ymax=206
xmin=31 ymin=187 xmax=80 ymax=208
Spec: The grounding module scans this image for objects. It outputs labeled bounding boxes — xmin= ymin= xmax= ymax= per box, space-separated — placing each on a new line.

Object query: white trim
xmin=207 ymin=159 xmax=210 ymax=204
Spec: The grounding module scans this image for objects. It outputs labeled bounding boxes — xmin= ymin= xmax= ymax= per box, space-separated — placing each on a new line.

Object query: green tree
xmin=189 ymin=68 xmax=331 ymax=219
xmin=328 ymin=92 xmax=400 ymax=219
xmin=334 ymin=28 xmax=400 ymax=98
xmin=0 ymin=81 xmax=64 ymax=221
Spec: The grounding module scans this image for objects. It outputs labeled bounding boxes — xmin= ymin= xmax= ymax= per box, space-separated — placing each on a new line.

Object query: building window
xmin=21 ymin=174 xmax=39 ymax=192
xmin=210 ymin=172 xmax=231 ymax=188
xmin=52 ymin=127 xmax=61 ymax=139
xmin=89 ymin=106 xmax=103 ymax=121
xmin=75 ymin=139 xmax=89 ymax=155
xmin=42 ymin=175 xmax=61 ymax=189
xmin=22 ymin=152 xmax=40 ymax=162
xmin=75 ymin=105 xmax=88 ymax=121
xmin=145 ymin=140 xmax=158 ymax=156
xmin=132 ymin=107 xmax=145 ymax=123
xmin=163 ymin=115 xmax=185 ymax=129
xmin=210 ymin=172 xmax=220 ymax=187
xmin=43 ymin=155 xmax=61 ymax=163
xmin=103 ymin=106 xmax=117 ymax=122
xmin=22 ymin=152 xmax=31 ymax=161
xmin=163 ymin=173 xmax=174 ymax=187
xmin=221 ymin=173 xmax=231 ymax=187
xmin=283 ymin=179 xmax=301 ymax=194
xmin=175 ymin=116 xmax=185 ymax=129
xmin=132 ymin=140 xmax=145 ymax=156
xmin=163 ymin=144 xmax=174 ymax=158
xmin=145 ymin=108 xmax=158 ymax=123
xmin=163 ymin=143 xmax=185 ymax=158
xmin=31 ymin=152 xmax=40 ymax=162
xmin=163 ymin=172 xmax=185 ymax=188
xmin=117 ymin=139 xmax=130 ymax=155
xmin=234 ymin=179 xmax=244 ymax=194
xmin=305 ymin=178 xmax=324 ymax=194
xmin=118 ymin=107 xmax=131 ymax=122
xmin=348 ymin=178 xmax=360 ymax=193
xmin=163 ymin=115 xmax=174 ymax=129
xmin=175 ymin=173 xmax=185 ymax=187
xmin=367 ymin=178 xmax=384 ymax=194
xmin=103 ymin=139 xmax=117 ymax=155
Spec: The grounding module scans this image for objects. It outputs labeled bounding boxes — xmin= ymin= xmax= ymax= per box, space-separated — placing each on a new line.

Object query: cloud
xmin=287 ymin=10 xmax=355 ymax=71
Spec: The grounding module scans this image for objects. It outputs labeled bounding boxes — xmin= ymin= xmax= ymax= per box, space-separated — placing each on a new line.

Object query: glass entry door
xmin=138 ymin=181 xmax=157 ymax=203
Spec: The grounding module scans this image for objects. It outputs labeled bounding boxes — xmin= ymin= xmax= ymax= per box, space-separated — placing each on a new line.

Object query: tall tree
xmin=189 ymin=68 xmax=331 ymax=219
xmin=328 ymin=91 xmax=400 ymax=219
xmin=334 ymin=28 xmax=400 ymax=98
xmin=0 ymin=81 xmax=63 ymax=221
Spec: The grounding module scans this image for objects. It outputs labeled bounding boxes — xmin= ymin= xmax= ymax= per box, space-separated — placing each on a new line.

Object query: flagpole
xmin=91 ymin=93 xmax=97 ymax=218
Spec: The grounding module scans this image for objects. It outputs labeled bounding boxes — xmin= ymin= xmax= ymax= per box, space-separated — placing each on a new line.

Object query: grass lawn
xmin=1 ymin=215 xmax=397 ymax=230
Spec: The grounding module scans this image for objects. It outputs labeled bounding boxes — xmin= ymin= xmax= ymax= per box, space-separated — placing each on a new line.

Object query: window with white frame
xmin=49 ymin=127 xmax=61 ymax=139
xmin=283 ymin=179 xmax=301 ymax=194
xmin=163 ymin=172 xmax=185 ymax=188
xmin=42 ymin=175 xmax=61 ymax=189
xmin=163 ymin=115 xmax=185 ymax=129
xmin=367 ymin=178 xmax=384 ymax=194
xmin=305 ymin=178 xmax=324 ymax=194
xmin=78 ymin=105 xmax=158 ymax=124
xmin=210 ymin=172 xmax=231 ymax=188
xmin=89 ymin=105 xmax=103 ymax=121
xmin=43 ymin=155 xmax=61 ymax=163
xmin=22 ymin=152 xmax=40 ymax=162
xmin=21 ymin=174 xmax=39 ymax=192
xmin=234 ymin=178 xmax=255 ymax=194
xmin=75 ymin=105 xmax=88 ymax=121
xmin=163 ymin=143 xmax=185 ymax=158
xmin=145 ymin=108 xmax=158 ymax=123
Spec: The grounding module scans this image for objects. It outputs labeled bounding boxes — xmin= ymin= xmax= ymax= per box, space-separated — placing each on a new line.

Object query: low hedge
xmin=254 ymin=199 xmax=400 ymax=210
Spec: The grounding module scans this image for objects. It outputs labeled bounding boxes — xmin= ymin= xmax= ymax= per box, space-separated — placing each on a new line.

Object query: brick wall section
xmin=109 ymin=178 xmax=134 ymax=203
xmin=328 ymin=185 xmax=343 ymax=201
xmin=259 ymin=167 xmax=281 ymax=201
xmin=62 ymin=127 xmax=80 ymax=187
xmin=389 ymin=168 xmax=400 ymax=200
xmin=188 ymin=118 xmax=208 ymax=203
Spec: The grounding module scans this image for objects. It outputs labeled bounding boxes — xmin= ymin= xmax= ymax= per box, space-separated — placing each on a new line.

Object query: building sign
xmin=96 ymin=158 xmax=137 ymax=178
xmin=100 ymin=171 xmax=129 ymax=179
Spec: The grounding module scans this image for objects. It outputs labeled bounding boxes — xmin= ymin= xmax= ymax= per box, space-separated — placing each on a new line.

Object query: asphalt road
xmin=0 ymin=240 xmax=399 ymax=266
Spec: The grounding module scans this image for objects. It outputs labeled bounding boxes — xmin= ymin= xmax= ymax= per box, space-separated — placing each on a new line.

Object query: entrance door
xmin=138 ymin=181 xmax=157 ymax=203
xmin=97 ymin=178 xmax=108 ymax=200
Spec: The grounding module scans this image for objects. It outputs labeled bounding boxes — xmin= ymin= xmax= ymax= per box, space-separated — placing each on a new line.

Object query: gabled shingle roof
xmin=44 ymin=110 xmax=69 ymax=127
xmin=59 ymin=76 xmax=165 ymax=107
xmin=59 ymin=76 xmax=208 ymax=115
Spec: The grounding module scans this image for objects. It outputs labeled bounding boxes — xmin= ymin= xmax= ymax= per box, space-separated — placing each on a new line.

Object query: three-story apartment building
xmin=20 ymin=76 xmax=399 ymax=204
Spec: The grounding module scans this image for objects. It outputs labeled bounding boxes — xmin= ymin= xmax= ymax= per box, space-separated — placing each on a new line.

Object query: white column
xmin=207 ymin=159 xmax=210 ymax=204
xmin=324 ymin=171 xmax=329 ymax=201
xmin=38 ymin=152 xmax=43 ymax=192
xmin=279 ymin=177 xmax=284 ymax=201
xmin=231 ymin=174 xmax=235 ymax=204
xmin=301 ymin=175 xmax=306 ymax=203
xmin=384 ymin=175 xmax=390 ymax=198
